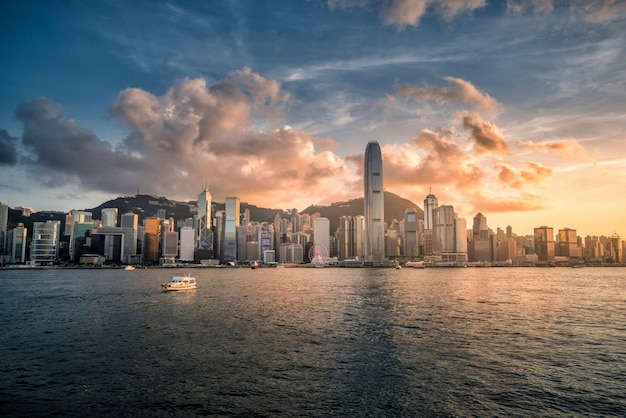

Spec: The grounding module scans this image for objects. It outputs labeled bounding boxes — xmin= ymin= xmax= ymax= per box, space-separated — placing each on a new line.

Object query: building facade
xmin=364 ymin=140 xmax=385 ymax=261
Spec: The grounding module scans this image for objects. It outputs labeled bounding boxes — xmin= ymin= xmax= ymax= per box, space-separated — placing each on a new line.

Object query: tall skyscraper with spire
xmin=197 ymin=187 xmax=214 ymax=258
xmin=364 ymin=140 xmax=385 ymax=261
xmin=423 ymin=189 xmax=438 ymax=230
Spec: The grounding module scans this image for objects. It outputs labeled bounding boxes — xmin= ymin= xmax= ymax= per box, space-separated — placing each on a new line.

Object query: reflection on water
xmin=1 ymin=267 xmax=625 ymax=416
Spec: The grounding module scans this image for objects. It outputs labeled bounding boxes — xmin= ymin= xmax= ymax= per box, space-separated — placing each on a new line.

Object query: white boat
xmin=124 ymin=265 xmax=135 ymax=271
xmin=161 ymin=275 xmax=197 ymax=291
xmin=404 ymin=261 xmax=425 ymax=269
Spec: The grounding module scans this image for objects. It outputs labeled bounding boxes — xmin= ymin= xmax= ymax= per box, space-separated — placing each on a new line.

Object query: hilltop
xmin=8 ymin=192 xmax=423 ymax=234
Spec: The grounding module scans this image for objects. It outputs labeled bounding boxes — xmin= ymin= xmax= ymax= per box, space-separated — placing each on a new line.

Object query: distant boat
xmin=124 ymin=265 xmax=135 ymax=271
xmin=161 ymin=275 xmax=197 ymax=291
xmin=404 ymin=261 xmax=425 ymax=269
xmin=251 ymin=260 xmax=259 ymax=269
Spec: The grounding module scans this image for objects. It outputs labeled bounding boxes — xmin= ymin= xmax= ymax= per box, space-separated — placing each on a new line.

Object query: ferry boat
xmin=161 ymin=275 xmax=197 ymax=291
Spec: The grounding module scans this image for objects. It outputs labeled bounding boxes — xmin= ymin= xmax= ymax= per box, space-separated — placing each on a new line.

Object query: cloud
xmin=507 ymin=0 xmax=626 ymax=21
xmin=13 ymin=69 xmax=356 ymax=210
xmin=382 ymin=128 xmax=484 ymax=190
xmin=514 ymin=138 xmax=584 ymax=157
xmin=497 ymin=161 xmax=553 ymax=188
xmin=462 ymin=114 xmax=510 ymax=155
xmin=394 ymin=77 xmax=500 ymax=114
xmin=0 ymin=129 xmax=18 ymax=165
xmin=327 ymin=0 xmax=487 ymax=28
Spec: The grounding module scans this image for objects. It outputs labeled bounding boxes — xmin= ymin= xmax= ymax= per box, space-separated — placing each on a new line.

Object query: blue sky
xmin=1 ymin=0 xmax=625 ymax=236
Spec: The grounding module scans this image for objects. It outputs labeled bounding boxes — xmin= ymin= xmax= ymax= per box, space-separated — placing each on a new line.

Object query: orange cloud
xmin=514 ymin=138 xmax=584 ymax=157
xmin=496 ymin=161 xmax=553 ymax=188
xmin=394 ymin=76 xmax=500 ymax=113
xmin=382 ymin=129 xmax=484 ymax=190
xmin=462 ymin=114 xmax=510 ymax=155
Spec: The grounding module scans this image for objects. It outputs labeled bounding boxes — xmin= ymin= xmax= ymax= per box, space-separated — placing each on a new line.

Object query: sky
xmin=1 ymin=0 xmax=625 ymax=238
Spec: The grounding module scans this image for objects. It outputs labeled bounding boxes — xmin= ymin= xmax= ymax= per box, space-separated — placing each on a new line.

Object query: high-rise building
xmin=120 ymin=212 xmax=138 ymax=256
xmin=423 ymin=191 xmax=438 ymax=230
xmin=6 ymin=224 xmax=27 ymax=263
xmin=65 ymin=210 xmax=93 ymax=261
xmin=609 ymin=233 xmax=623 ymax=263
xmin=557 ymin=228 xmax=581 ymax=258
xmin=534 ymin=226 xmax=555 ymax=261
xmin=0 ymin=202 xmax=8 ymax=259
xmin=314 ymin=217 xmax=330 ymax=258
xmin=31 ymin=220 xmax=61 ymax=265
xmin=179 ymin=227 xmax=195 ymax=261
xmin=364 ymin=140 xmax=385 ymax=261
xmin=197 ymin=188 xmax=214 ymax=257
xmin=433 ymin=205 xmax=456 ymax=253
xmin=222 ymin=197 xmax=240 ymax=261
xmin=403 ymin=208 xmax=419 ymax=258
xmin=101 ymin=208 xmax=118 ymax=227
xmin=161 ymin=231 xmax=179 ymax=259
xmin=143 ymin=217 xmax=161 ymax=265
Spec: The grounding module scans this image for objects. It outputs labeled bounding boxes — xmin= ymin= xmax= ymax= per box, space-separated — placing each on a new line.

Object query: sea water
xmin=1 ymin=267 xmax=625 ymax=417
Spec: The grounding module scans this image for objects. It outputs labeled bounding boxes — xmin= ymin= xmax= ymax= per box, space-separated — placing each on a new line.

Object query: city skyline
xmin=1 ymin=1 xmax=625 ymax=238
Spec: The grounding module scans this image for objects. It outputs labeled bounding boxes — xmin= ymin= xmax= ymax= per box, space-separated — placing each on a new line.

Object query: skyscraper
xmin=222 ymin=197 xmax=240 ymax=261
xmin=364 ymin=140 xmax=385 ymax=261
xmin=403 ymin=208 xmax=419 ymax=258
xmin=101 ymin=208 xmax=118 ymax=227
xmin=423 ymin=191 xmax=438 ymax=230
xmin=197 ymin=187 xmax=214 ymax=257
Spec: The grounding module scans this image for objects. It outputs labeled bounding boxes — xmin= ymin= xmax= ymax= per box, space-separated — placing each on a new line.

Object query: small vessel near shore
xmin=124 ymin=265 xmax=135 ymax=271
xmin=161 ymin=275 xmax=197 ymax=291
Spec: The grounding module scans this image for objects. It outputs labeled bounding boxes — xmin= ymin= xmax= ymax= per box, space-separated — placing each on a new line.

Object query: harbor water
xmin=1 ymin=267 xmax=625 ymax=417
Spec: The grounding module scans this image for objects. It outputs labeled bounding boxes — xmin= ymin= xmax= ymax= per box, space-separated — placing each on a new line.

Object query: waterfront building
xmin=120 ymin=212 xmax=138 ymax=256
xmin=65 ymin=210 xmax=93 ymax=261
xmin=557 ymin=228 xmax=582 ymax=259
xmin=534 ymin=226 xmax=555 ymax=261
xmin=403 ymin=208 xmax=419 ymax=258
xmin=6 ymin=224 xmax=27 ymax=263
xmin=471 ymin=213 xmax=496 ymax=262
xmin=364 ymin=140 xmax=385 ymax=261
xmin=222 ymin=197 xmax=240 ymax=261
xmin=101 ymin=208 xmax=118 ymax=227
xmin=196 ymin=188 xmax=214 ymax=258
xmin=608 ymin=233 xmax=623 ymax=263
xmin=314 ymin=217 xmax=330 ymax=258
xmin=385 ymin=227 xmax=400 ymax=257
xmin=279 ymin=243 xmax=304 ymax=263
xmin=0 ymin=202 xmax=8 ymax=259
xmin=433 ymin=206 xmax=456 ymax=253
xmin=423 ymin=191 xmax=438 ymax=230
xmin=143 ymin=217 xmax=161 ymax=265
xmin=161 ymin=230 xmax=178 ymax=259
xmin=91 ymin=225 xmax=136 ymax=263
xmin=179 ymin=226 xmax=195 ymax=261
xmin=31 ymin=220 xmax=61 ymax=265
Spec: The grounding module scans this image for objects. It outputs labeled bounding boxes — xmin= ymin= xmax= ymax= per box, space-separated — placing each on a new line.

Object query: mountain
xmin=8 ymin=192 xmax=422 ymax=235
xmin=302 ymin=191 xmax=423 ymax=233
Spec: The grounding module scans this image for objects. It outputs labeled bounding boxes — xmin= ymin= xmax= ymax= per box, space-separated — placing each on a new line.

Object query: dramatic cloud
xmin=394 ymin=77 xmax=500 ymax=114
xmin=383 ymin=128 xmax=483 ymax=190
xmin=462 ymin=114 xmax=510 ymax=155
xmin=14 ymin=97 xmax=140 ymax=191
xmin=13 ymin=69 xmax=356 ymax=209
xmin=0 ymin=129 xmax=18 ymax=165
xmin=497 ymin=161 xmax=553 ymax=188
xmin=328 ymin=0 xmax=487 ymax=28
